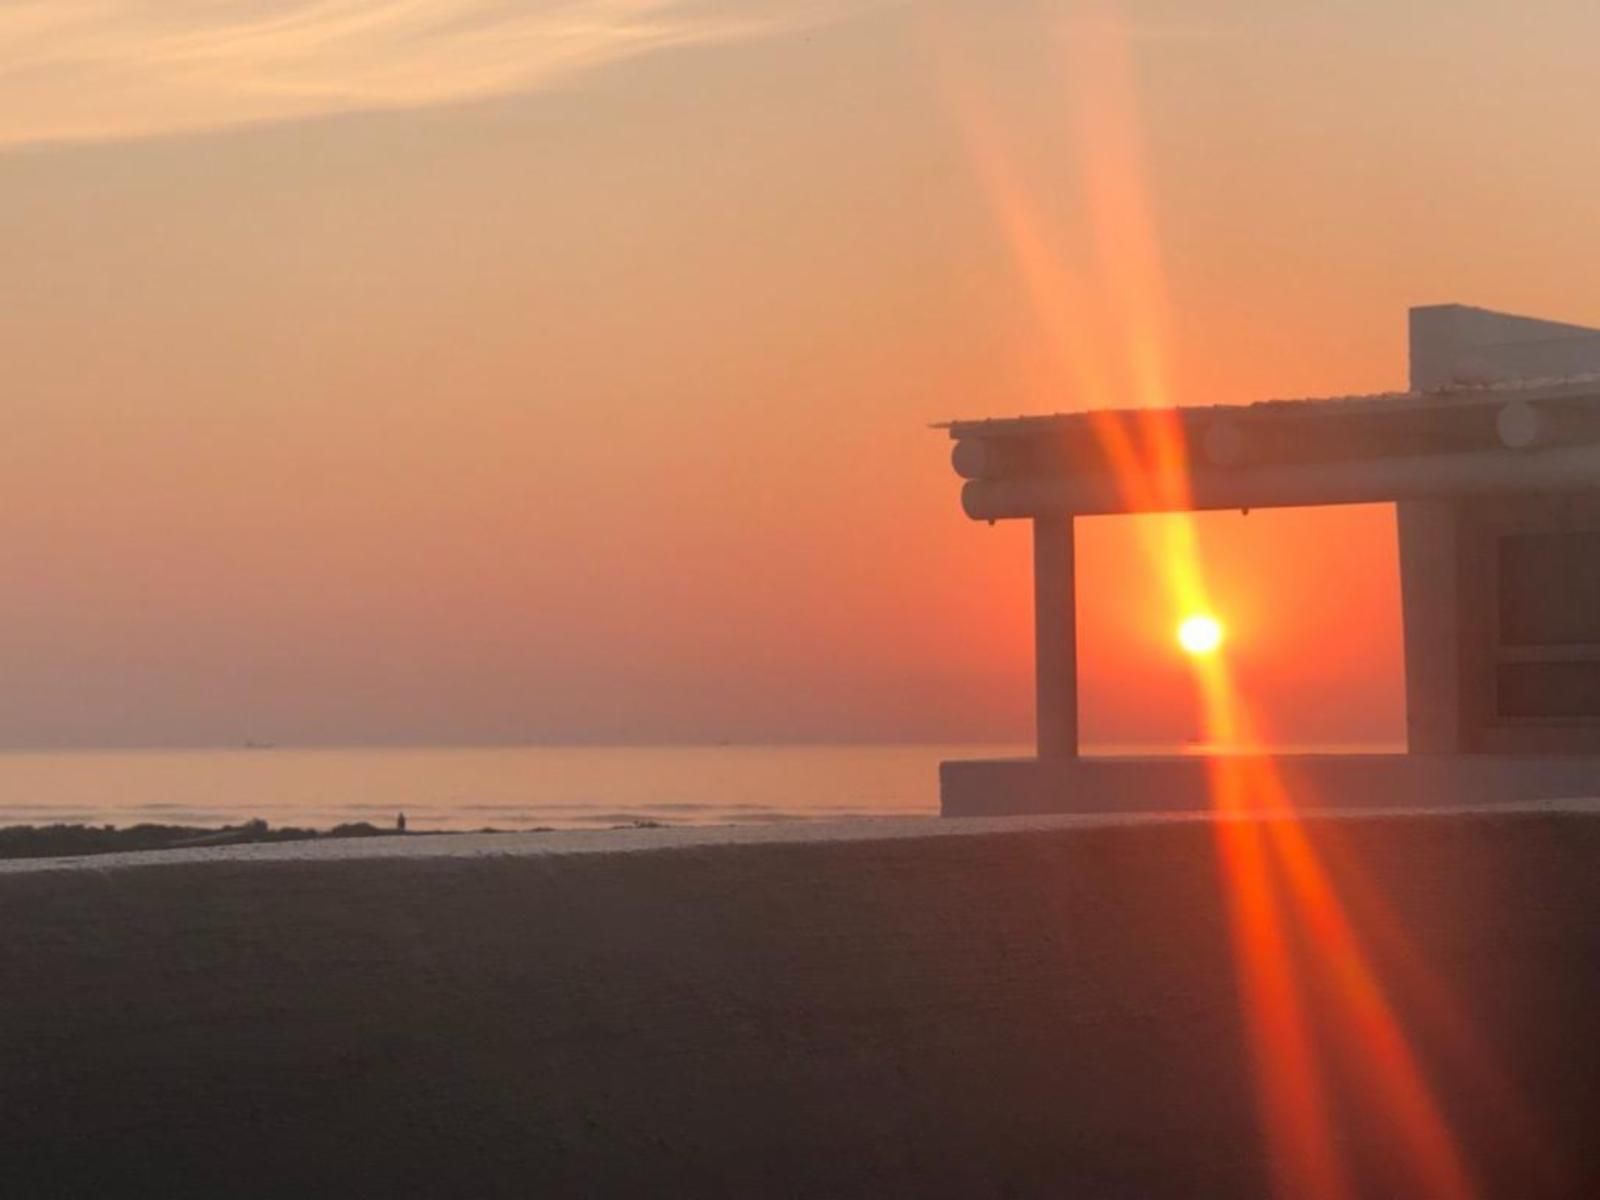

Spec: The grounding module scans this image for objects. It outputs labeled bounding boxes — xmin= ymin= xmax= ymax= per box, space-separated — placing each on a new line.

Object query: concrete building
xmin=941 ymin=304 xmax=1600 ymax=817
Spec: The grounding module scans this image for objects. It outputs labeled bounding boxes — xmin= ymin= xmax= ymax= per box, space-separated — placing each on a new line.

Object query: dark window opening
xmin=1497 ymin=662 xmax=1600 ymax=720
xmin=1498 ymin=530 xmax=1600 ymax=646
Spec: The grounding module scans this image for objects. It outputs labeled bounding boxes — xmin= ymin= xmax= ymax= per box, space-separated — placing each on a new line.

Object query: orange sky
xmin=4 ymin=0 xmax=1600 ymax=748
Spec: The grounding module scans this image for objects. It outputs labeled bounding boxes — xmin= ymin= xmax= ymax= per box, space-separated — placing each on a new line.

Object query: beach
xmin=5 ymin=804 xmax=1600 ymax=1197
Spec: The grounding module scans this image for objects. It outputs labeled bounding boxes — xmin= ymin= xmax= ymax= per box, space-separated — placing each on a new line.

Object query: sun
xmin=1177 ymin=613 xmax=1224 ymax=656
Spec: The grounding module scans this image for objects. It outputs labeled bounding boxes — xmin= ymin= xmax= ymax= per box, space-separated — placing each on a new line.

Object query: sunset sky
xmin=6 ymin=0 xmax=1600 ymax=748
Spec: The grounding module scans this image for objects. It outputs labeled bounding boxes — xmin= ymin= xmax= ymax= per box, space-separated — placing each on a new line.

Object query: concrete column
xmin=1397 ymin=498 xmax=1465 ymax=752
xmin=1033 ymin=515 xmax=1078 ymax=759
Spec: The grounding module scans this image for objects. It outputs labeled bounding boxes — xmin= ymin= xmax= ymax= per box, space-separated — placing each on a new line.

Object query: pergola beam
xmin=963 ymin=442 xmax=1600 ymax=521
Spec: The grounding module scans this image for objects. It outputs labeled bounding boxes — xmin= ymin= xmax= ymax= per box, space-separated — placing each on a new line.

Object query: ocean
xmin=0 ymin=742 xmax=1408 ymax=832
xmin=0 ymin=744 xmax=1031 ymax=832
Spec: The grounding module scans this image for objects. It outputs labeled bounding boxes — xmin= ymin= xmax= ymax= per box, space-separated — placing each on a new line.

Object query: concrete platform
xmin=5 ymin=807 xmax=1600 ymax=1197
xmin=941 ymin=752 xmax=1600 ymax=817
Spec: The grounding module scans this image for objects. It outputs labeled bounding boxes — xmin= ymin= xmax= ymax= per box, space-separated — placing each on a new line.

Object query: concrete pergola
xmin=940 ymin=304 xmax=1600 ymax=817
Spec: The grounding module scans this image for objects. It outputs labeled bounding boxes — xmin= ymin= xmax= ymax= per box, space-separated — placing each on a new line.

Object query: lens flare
xmin=1178 ymin=613 xmax=1224 ymax=656
xmin=925 ymin=2 xmax=1538 ymax=1192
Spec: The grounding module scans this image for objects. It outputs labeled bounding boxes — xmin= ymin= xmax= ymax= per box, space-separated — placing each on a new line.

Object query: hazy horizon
xmin=0 ymin=736 xmax=1410 ymax=752
xmin=8 ymin=0 xmax=1600 ymax=750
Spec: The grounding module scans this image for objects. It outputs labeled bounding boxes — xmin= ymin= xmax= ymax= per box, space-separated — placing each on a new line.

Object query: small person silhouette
xmin=396 ymin=811 xmax=407 ymax=833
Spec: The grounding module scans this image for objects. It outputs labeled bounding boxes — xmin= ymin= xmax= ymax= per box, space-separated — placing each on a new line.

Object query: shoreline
xmin=0 ymin=817 xmax=573 ymax=861
xmin=8 ymin=798 xmax=1600 ymax=869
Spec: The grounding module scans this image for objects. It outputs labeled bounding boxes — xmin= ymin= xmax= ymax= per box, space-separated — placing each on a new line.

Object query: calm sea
xmin=0 ymin=742 xmax=1405 ymax=832
xmin=0 ymin=744 xmax=1031 ymax=832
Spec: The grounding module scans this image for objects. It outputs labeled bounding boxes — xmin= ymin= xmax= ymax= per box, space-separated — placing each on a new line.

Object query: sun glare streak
xmin=1199 ymin=674 xmax=1479 ymax=1198
xmin=1061 ymin=7 xmax=1176 ymax=416
xmin=1270 ymin=810 xmax=1477 ymax=1198
xmin=1207 ymin=750 xmax=1354 ymax=1200
xmin=1307 ymin=827 xmax=1570 ymax=1193
xmin=927 ymin=3 xmax=1522 ymax=1194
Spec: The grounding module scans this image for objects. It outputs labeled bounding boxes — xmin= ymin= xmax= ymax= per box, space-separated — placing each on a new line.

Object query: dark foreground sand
xmin=4 ymin=804 xmax=1599 ymax=1198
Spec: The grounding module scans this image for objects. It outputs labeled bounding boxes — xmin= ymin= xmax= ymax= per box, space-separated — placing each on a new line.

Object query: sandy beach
xmin=5 ymin=804 xmax=1599 ymax=1197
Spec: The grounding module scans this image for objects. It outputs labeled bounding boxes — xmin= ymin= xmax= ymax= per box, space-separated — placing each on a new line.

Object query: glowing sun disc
xmin=1177 ymin=614 xmax=1224 ymax=656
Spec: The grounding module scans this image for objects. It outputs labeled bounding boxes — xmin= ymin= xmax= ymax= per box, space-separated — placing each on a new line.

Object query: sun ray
xmin=924 ymin=3 xmax=1516 ymax=1194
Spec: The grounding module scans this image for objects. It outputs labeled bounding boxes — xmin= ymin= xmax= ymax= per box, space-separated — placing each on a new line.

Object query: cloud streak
xmin=0 ymin=0 xmax=887 ymax=148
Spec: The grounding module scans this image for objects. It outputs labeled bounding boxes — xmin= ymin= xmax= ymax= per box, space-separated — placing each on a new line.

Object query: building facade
xmin=941 ymin=305 xmax=1600 ymax=816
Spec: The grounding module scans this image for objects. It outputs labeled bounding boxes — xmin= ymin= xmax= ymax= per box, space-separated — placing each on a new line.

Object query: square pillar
xmin=1033 ymin=515 xmax=1078 ymax=759
xmin=1397 ymin=498 xmax=1470 ymax=752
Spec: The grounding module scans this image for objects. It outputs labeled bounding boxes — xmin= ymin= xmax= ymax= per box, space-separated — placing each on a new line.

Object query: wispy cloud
xmin=0 ymin=0 xmax=888 ymax=148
